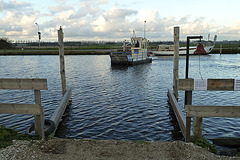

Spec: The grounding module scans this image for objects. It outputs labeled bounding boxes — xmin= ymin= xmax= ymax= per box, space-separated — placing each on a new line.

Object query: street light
xmin=35 ymin=22 xmax=41 ymax=49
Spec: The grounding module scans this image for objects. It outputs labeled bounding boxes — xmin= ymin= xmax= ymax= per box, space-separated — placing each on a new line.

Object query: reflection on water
xmin=0 ymin=54 xmax=240 ymax=145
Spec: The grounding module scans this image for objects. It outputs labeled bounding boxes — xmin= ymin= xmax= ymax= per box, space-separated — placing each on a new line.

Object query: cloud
xmin=0 ymin=0 xmax=37 ymax=40
xmin=0 ymin=0 xmax=239 ymax=41
xmin=0 ymin=0 xmax=32 ymax=11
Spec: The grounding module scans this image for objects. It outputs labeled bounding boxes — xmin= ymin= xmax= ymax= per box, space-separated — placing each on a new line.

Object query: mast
xmin=144 ymin=21 xmax=146 ymax=38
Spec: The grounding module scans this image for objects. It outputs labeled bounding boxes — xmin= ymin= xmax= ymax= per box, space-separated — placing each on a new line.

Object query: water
xmin=0 ymin=54 xmax=240 ymax=144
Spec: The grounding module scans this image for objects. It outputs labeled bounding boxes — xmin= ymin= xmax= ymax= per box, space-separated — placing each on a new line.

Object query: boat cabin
xmin=131 ymin=37 xmax=148 ymax=53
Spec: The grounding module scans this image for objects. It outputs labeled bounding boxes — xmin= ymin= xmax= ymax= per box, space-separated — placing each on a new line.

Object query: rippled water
xmin=0 ymin=54 xmax=240 ymax=143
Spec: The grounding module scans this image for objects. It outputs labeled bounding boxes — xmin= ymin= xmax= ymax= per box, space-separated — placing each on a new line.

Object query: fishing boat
xmin=153 ymin=35 xmax=217 ymax=56
xmin=110 ymin=37 xmax=152 ymax=65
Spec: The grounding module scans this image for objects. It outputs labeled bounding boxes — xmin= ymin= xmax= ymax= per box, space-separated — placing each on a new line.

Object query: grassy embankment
xmin=0 ymin=44 xmax=122 ymax=55
xmin=211 ymin=44 xmax=240 ymax=54
xmin=0 ymin=43 xmax=239 ymax=55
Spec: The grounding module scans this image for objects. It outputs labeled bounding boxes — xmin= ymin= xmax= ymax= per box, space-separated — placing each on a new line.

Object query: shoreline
xmin=0 ymin=138 xmax=239 ymax=160
xmin=0 ymin=50 xmax=112 ymax=55
xmin=0 ymin=48 xmax=239 ymax=55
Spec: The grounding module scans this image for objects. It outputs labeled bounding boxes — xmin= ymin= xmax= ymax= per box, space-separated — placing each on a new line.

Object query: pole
xmin=173 ymin=26 xmax=179 ymax=100
xmin=185 ymin=36 xmax=203 ymax=79
xmin=184 ymin=35 xmax=203 ymax=141
xmin=58 ymin=26 xmax=67 ymax=95
xmin=220 ymin=43 xmax=222 ymax=54
xmin=186 ymin=37 xmax=190 ymax=79
xmin=144 ymin=21 xmax=146 ymax=38
xmin=35 ymin=23 xmax=40 ymax=49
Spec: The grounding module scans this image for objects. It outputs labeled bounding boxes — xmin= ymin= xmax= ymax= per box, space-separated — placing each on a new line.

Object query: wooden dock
xmin=168 ymin=26 xmax=240 ymax=142
xmin=0 ymin=27 xmax=72 ymax=139
xmin=168 ymin=78 xmax=240 ymax=142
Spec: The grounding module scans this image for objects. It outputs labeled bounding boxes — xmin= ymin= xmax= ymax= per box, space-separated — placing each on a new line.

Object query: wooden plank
xmin=178 ymin=79 xmax=194 ymax=91
xmin=179 ymin=79 xmax=235 ymax=91
xmin=185 ymin=105 xmax=240 ymax=117
xmin=208 ymin=79 xmax=234 ymax=91
xmin=0 ymin=103 xmax=41 ymax=115
xmin=50 ymin=87 xmax=72 ymax=135
xmin=0 ymin=79 xmax=47 ymax=90
xmin=168 ymin=89 xmax=186 ymax=138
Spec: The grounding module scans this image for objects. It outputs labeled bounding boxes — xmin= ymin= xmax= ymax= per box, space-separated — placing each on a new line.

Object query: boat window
xmin=135 ymin=41 xmax=139 ymax=47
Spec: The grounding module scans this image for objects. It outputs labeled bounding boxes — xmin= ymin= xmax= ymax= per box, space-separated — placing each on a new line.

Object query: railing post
xmin=34 ymin=90 xmax=45 ymax=139
xmin=193 ymin=117 xmax=203 ymax=140
xmin=185 ymin=91 xmax=192 ymax=142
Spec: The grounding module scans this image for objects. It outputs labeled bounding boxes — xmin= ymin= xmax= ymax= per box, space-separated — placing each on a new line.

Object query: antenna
xmin=132 ymin=30 xmax=136 ymax=38
xmin=144 ymin=21 xmax=146 ymax=38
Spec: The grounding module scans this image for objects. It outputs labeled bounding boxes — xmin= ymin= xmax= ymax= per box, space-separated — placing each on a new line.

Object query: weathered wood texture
xmin=173 ymin=26 xmax=179 ymax=99
xmin=0 ymin=104 xmax=41 ymax=114
xmin=50 ymin=87 xmax=72 ymax=135
xmin=177 ymin=78 xmax=239 ymax=141
xmin=34 ymin=90 xmax=45 ymax=139
xmin=184 ymin=90 xmax=192 ymax=142
xmin=193 ymin=117 xmax=202 ymax=139
xmin=0 ymin=78 xmax=47 ymax=139
xmin=179 ymin=79 xmax=235 ymax=91
xmin=58 ymin=27 xmax=67 ymax=95
xmin=186 ymin=105 xmax=240 ymax=117
xmin=167 ymin=89 xmax=187 ymax=139
xmin=0 ymin=79 xmax=47 ymax=90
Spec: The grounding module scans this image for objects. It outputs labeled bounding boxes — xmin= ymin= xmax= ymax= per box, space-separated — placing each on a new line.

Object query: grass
xmin=0 ymin=126 xmax=39 ymax=149
xmin=193 ymin=138 xmax=217 ymax=154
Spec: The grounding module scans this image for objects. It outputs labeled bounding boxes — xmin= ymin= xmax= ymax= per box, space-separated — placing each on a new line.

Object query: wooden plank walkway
xmin=167 ymin=89 xmax=187 ymax=140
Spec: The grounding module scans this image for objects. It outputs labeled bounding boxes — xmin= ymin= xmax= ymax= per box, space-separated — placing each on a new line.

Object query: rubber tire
xmin=26 ymin=119 xmax=55 ymax=137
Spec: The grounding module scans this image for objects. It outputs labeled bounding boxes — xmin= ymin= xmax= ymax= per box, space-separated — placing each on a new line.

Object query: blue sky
xmin=0 ymin=0 xmax=239 ymax=41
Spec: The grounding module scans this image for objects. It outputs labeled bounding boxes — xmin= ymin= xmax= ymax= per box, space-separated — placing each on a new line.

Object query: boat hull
xmin=153 ymin=49 xmax=195 ymax=56
xmin=110 ymin=52 xmax=152 ymax=65
xmin=153 ymin=45 xmax=214 ymax=56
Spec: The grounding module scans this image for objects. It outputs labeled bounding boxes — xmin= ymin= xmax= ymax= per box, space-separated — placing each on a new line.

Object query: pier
xmin=0 ymin=27 xmax=72 ymax=139
xmin=168 ymin=27 xmax=240 ymax=142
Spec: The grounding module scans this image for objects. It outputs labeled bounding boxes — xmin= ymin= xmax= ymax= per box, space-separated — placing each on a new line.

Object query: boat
xmin=110 ymin=37 xmax=152 ymax=65
xmin=153 ymin=35 xmax=217 ymax=56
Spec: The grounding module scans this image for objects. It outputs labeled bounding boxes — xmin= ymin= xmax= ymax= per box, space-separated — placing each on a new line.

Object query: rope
xmin=198 ymin=55 xmax=203 ymax=80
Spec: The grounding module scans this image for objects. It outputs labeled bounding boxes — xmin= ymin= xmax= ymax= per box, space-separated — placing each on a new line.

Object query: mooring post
xmin=58 ymin=26 xmax=67 ymax=96
xmin=220 ymin=43 xmax=222 ymax=54
xmin=173 ymin=26 xmax=179 ymax=100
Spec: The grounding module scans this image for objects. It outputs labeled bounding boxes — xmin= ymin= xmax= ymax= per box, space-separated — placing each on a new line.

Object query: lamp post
xmin=35 ymin=23 xmax=41 ymax=49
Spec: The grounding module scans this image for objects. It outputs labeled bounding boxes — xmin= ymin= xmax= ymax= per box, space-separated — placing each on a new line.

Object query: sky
xmin=0 ymin=0 xmax=240 ymax=42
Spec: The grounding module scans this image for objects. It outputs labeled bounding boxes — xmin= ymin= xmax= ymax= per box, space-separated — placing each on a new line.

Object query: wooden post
xmin=220 ymin=43 xmax=222 ymax=54
xmin=58 ymin=26 xmax=67 ymax=96
xmin=34 ymin=90 xmax=45 ymax=139
xmin=185 ymin=91 xmax=192 ymax=142
xmin=173 ymin=26 xmax=179 ymax=100
xmin=193 ymin=117 xmax=202 ymax=140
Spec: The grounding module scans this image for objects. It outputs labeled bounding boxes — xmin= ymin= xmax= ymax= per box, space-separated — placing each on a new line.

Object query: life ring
xmin=26 ymin=119 xmax=55 ymax=137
